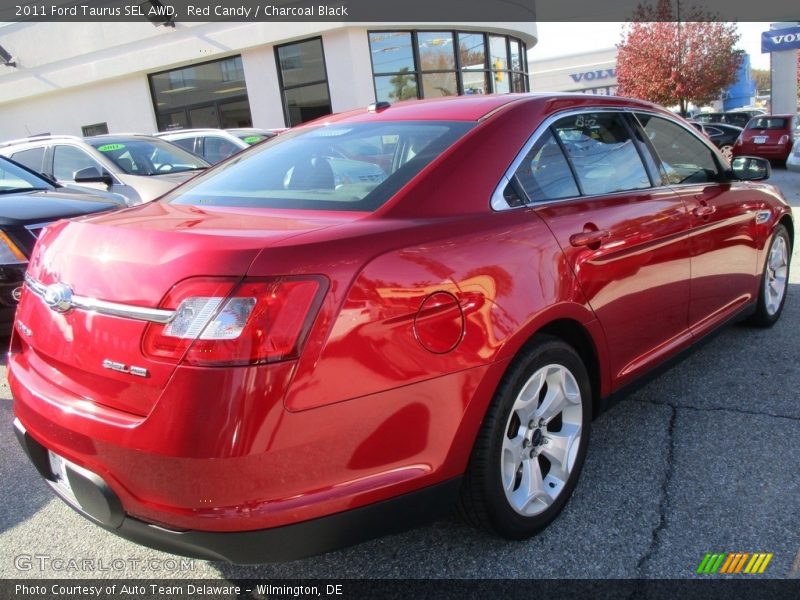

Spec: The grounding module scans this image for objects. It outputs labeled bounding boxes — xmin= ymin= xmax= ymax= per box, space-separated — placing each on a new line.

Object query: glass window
xmin=277 ymin=38 xmax=332 ymax=127
xmin=203 ymin=136 xmax=241 ymax=164
xmin=635 ymin=114 xmax=719 ymax=185
xmin=369 ymin=32 xmax=415 ymax=74
xmin=459 ymin=33 xmax=489 ymax=95
xmin=489 ymin=36 xmax=510 ymax=94
xmin=9 ymin=147 xmax=45 ymax=172
xmin=150 ymin=56 xmax=251 ymax=130
xmin=514 ymin=130 xmax=579 ymax=201
xmin=747 ymin=117 xmax=787 ymax=130
xmin=164 ymin=121 xmax=474 ymax=213
xmin=53 ymin=145 xmax=104 ymax=181
xmin=421 ymin=72 xmax=458 ymax=98
xmin=370 ymin=30 xmax=528 ymax=102
xmin=0 ymin=156 xmax=53 ymax=192
xmin=283 ymin=83 xmax=333 ymax=127
xmin=86 ymin=138 xmax=207 ymax=175
xmin=82 ymin=122 xmax=108 ymax=137
xmin=277 ymin=40 xmax=328 ymax=88
xmin=170 ymin=138 xmax=197 ymax=153
xmin=458 ymin=33 xmax=486 ymax=70
xmin=374 ymin=73 xmax=418 ymax=103
xmin=553 ymin=113 xmax=651 ymax=195
xmin=417 ymin=32 xmax=455 ymax=71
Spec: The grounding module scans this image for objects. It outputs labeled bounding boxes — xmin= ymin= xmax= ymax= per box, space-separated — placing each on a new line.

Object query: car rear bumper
xmin=734 ymin=144 xmax=792 ymax=161
xmin=14 ymin=417 xmax=460 ymax=564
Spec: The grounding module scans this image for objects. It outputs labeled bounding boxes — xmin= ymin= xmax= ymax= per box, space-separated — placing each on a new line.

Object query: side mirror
xmin=729 ymin=156 xmax=771 ymax=181
xmin=74 ymin=166 xmax=113 ymax=186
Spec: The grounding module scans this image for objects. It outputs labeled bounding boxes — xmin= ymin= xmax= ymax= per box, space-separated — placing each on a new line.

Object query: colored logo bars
xmin=696 ymin=552 xmax=773 ymax=574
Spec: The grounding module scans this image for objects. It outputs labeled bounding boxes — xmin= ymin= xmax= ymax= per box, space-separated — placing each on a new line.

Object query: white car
xmin=154 ymin=129 xmax=248 ymax=164
xmin=0 ymin=134 xmax=210 ymax=205
xmin=788 ymin=138 xmax=800 ymax=172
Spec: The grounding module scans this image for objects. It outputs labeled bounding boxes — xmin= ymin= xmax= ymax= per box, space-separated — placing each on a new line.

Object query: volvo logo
xmin=43 ymin=283 xmax=74 ymax=313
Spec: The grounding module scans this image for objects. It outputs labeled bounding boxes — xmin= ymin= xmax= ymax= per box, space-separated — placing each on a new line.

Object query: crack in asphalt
xmin=633 ymin=398 xmax=800 ymax=422
xmin=630 ymin=395 xmax=798 ymax=577
xmin=635 ymin=403 xmax=677 ymax=577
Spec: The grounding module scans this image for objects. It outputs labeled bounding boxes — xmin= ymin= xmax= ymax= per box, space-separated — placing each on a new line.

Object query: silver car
xmin=0 ymin=134 xmax=210 ymax=205
xmin=154 ymin=129 xmax=249 ymax=164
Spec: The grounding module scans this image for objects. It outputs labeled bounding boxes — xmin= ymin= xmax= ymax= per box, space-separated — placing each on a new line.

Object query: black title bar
xmin=0 ymin=0 xmax=798 ymax=23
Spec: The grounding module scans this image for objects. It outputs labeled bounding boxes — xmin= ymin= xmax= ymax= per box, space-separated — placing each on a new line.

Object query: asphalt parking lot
xmin=1 ymin=169 xmax=799 ymax=580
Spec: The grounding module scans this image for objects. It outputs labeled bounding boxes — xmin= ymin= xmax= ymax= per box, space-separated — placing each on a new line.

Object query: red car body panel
xmin=8 ymin=94 xmax=793 ymax=558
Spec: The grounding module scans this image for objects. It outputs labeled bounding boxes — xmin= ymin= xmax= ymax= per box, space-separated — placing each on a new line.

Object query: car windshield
xmin=87 ymin=138 xmax=209 ymax=176
xmin=165 ymin=121 xmax=474 ymax=212
xmin=0 ymin=157 xmax=54 ymax=194
xmin=747 ymin=117 xmax=788 ymax=130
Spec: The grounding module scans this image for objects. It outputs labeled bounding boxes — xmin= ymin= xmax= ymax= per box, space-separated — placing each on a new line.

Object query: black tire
xmin=458 ymin=336 xmax=592 ymax=539
xmin=748 ymin=224 xmax=791 ymax=328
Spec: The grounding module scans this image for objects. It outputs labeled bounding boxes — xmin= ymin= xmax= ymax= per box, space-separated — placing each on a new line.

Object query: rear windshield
xmin=164 ymin=121 xmax=473 ymax=212
xmin=747 ymin=117 xmax=787 ymax=130
xmin=87 ymin=138 xmax=209 ymax=175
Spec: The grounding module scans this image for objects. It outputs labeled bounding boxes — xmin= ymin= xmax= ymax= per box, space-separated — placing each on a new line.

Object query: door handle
xmin=693 ymin=205 xmax=716 ymax=217
xmin=569 ymin=229 xmax=610 ymax=247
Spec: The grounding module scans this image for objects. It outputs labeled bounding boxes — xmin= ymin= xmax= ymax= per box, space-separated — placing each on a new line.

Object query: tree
xmin=752 ymin=69 xmax=770 ymax=95
xmin=616 ymin=0 xmax=742 ymax=115
xmin=389 ymin=67 xmax=418 ymax=101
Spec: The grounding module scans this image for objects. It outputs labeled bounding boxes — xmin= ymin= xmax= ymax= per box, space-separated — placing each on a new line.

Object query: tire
xmin=458 ymin=336 xmax=592 ymax=539
xmin=748 ymin=224 xmax=791 ymax=327
xmin=719 ymin=144 xmax=734 ymax=163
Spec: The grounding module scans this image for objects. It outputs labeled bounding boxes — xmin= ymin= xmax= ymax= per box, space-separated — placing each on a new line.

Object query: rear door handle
xmin=569 ymin=229 xmax=610 ymax=247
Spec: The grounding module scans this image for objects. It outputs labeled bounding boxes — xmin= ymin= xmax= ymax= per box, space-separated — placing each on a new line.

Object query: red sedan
xmin=10 ymin=94 xmax=793 ymax=563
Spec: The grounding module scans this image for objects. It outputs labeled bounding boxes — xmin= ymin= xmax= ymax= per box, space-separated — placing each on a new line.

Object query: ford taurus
xmin=9 ymin=94 xmax=793 ymax=563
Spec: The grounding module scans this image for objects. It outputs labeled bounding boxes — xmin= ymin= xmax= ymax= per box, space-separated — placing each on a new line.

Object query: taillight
xmin=735 ymin=136 xmax=743 ymax=146
xmin=778 ymin=135 xmax=789 ymax=145
xmin=143 ymin=276 xmax=327 ymax=366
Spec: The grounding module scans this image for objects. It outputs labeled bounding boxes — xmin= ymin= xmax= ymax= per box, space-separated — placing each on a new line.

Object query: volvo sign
xmin=761 ymin=26 xmax=800 ymax=52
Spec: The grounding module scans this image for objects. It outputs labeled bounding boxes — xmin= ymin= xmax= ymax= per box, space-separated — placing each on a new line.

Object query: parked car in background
xmin=702 ymin=123 xmax=744 ymax=162
xmin=227 ymin=128 xmax=286 ymax=145
xmin=155 ymin=129 xmax=249 ymax=164
xmin=0 ymin=155 xmax=124 ymax=334
xmin=10 ymin=94 xmax=792 ymax=564
xmin=733 ymin=114 xmax=799 ymax=163
xmin=787 ymin=138 xmax=800 ymax=172
xmin=0 ymin=134 xmax=210 ymax=205
xmin=688 ymin=121 xmax=710 ymax=138
xmin=695 ymin=111 xmax=756 ymax=128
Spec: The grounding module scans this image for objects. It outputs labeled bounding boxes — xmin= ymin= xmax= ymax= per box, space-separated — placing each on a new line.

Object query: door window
xmin=552 ymin=113 xmax=651 ymax=195
xmin=170 ymin=138 xmax=197 ymax=154
xmin=635 ymin=114 xmax=720 ymax=185
xmin=203 ymin=136 xmax=241 ymax=163
xmin=10 ymin=147 xmax=45 ymax=172
xmin=513 ymin=129 xmax=579 ymax=201
xmin=53 ymin=145 xmax=104 ymax=181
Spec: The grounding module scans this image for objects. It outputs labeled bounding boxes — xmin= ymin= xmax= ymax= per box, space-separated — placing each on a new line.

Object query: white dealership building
xmin=0 ymin=20 xmax=535 ymax=139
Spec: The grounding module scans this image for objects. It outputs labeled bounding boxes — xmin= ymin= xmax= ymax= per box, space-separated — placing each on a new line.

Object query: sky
xmin=529 ymin=22 xmax=775 ymax=70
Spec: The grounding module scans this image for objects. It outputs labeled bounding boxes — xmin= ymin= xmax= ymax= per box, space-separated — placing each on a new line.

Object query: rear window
xmin=747 ymin=117 xmax=788 ymax=130
xmin=165 ymin=121 xmax=473 ymax=212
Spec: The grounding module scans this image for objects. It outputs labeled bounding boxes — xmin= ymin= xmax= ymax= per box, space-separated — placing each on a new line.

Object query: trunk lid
xmin=16 ymin=202 xmax=348 ymax=416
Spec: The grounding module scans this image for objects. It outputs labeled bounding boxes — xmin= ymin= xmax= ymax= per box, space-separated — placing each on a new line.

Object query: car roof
xmin=84 ymin=134 xmax=166 ymax=144
xmin=155 ymin=129 xmax=236 ymax=136
xmin=298 ymin=93 xmax=664 ymax=126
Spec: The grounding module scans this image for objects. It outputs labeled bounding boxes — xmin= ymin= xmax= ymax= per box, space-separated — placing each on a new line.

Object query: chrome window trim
xmin=24 ymin=273 xmax=175 ymax=324
xmin=490 ymin=105 xmax=724 ymax=211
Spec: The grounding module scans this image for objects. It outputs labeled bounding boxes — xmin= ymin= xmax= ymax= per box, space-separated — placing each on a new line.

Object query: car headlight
xmin=0 ymin=231 xmax=28 ymax=265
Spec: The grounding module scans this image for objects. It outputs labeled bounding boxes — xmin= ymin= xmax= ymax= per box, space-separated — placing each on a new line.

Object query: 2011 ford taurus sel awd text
xmin=10 ymin=94 xmax=793 ymax=564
